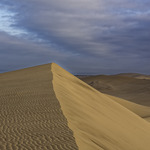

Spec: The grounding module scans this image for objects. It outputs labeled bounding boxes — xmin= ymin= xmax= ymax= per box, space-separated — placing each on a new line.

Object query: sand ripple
xmin=0 ymin=64 xmax=78 ymax=150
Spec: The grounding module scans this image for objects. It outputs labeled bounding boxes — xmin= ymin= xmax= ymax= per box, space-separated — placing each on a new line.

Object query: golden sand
xmin=52 ymin=63 xmax=150 ymax=150
xmin=106 ymin=94 xmax=150 ymax=121
xmin=0 ymin=64 xmax=78 ymax=150
xmin=1 ymin=63 xmax=150 ymax=150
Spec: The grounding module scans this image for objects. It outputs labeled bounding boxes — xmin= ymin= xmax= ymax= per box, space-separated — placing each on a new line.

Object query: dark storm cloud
xmin=0 ymin=0 xmax=150 ymax=74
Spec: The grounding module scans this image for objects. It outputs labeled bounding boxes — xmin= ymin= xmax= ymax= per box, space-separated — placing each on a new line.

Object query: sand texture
xmin=80 ymin=75 xmax=150 ymax=106
xmin=106 ymin=94 xmax=150 ymax=121
xmin=0 ymin=64 xmax=78 ymax=150
xmin=52 ymin=63 xmax=150 ymax=150
xmin=1 ymin=63 xmax=150 ymax=150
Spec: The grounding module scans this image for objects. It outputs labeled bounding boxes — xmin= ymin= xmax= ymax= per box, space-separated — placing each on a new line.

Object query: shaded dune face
xmin=0 ymin=64 xmax=78 ymax=150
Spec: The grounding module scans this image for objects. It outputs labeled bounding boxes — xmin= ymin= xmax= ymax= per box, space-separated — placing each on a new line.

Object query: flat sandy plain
xmin=1 ymin=63 xmax=150 ymax=150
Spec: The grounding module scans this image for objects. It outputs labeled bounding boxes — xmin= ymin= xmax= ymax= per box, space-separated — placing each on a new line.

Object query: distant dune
xmin=80 ymin=74 xmax=150 ymax=121
xmin=1 ymin=63 xmax=150 ymax=149
xmin=116 ymin=73 xmax=150 ymax=80
xmin=80 ymin=75 xmax=150 ymax=106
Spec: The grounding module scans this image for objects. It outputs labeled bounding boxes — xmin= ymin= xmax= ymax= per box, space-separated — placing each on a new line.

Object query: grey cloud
xmin=0 ymin=0 xmax=150 ymax=74
xmin=0 ymin=31 xmax=76 ymax=72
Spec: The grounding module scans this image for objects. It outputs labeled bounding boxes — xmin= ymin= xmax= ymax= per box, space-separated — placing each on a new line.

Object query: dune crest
xmin=52 ymin=63 xmax=150 ymax=150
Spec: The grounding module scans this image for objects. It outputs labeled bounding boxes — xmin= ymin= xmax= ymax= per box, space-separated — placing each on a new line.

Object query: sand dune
xmin=1 ymin=63 xmax=150 ymax=150
xmin=80 ymin=75 xmax=150 ymax=106
xmin=52 ymin=63 xmax=150 ymax=150
xmin=0 ymin=64 xmax=78 ymax=150
xmin=117 ymin=73 xmax=150 ymax=80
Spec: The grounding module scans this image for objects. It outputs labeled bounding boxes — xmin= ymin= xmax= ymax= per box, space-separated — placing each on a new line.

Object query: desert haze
xmin=0 ymin=63 xmax=150 ymax=150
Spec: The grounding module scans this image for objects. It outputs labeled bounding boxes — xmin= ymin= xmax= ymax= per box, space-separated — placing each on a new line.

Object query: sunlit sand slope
xmin=0 ymin=64 xmax=78 ymax=150
xmin=52 ymin=63 xmax=150 ymax=150
xmin=106 ymin=94 xmax=150 ymax=121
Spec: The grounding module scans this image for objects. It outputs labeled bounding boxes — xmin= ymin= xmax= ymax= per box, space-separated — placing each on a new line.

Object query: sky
xmin=0 ymin=0 xmax=150 ymax=75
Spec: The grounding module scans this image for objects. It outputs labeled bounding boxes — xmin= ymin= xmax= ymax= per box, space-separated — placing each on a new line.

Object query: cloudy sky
xmin=0 ymin=0 xmax=150 ymax=74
